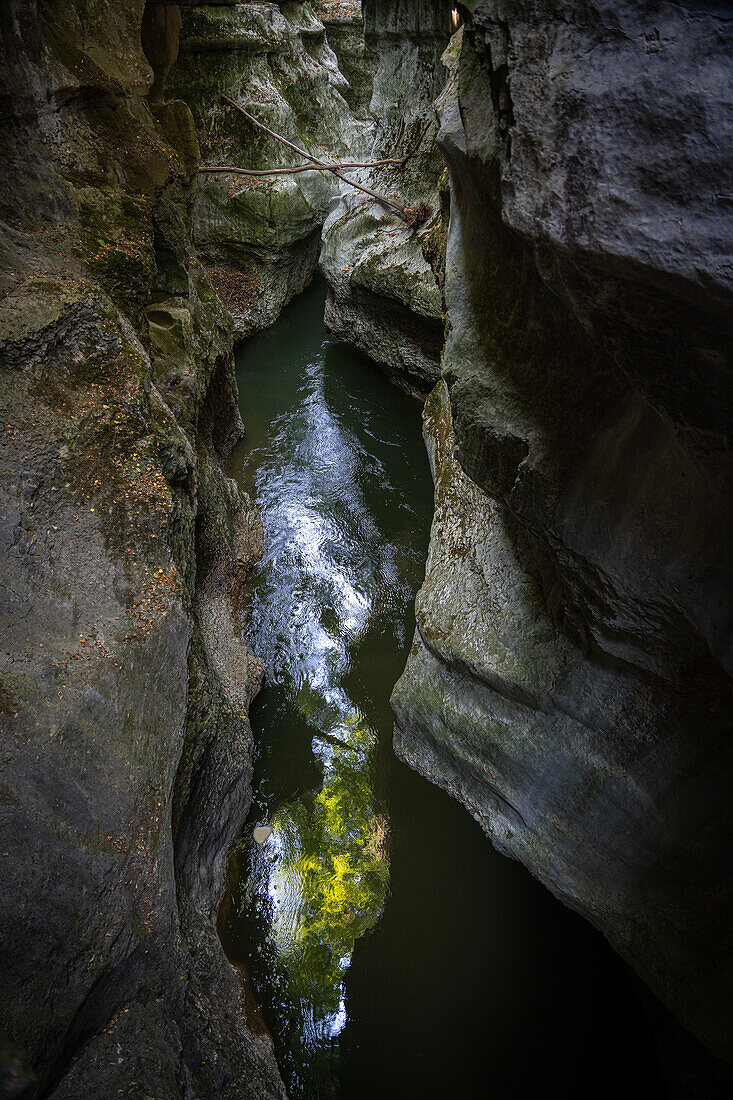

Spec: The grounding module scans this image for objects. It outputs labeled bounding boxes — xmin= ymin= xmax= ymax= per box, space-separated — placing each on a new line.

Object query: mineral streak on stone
xmin=320 ymin=0 xmax=452 ymax=395
xmin=169 ymin=0 xmax=372 ymax=338
xmin=392 ymin=0 xmax=733 ymax=1072
xmin=0 ymin=1 xmax=285 ymax=1096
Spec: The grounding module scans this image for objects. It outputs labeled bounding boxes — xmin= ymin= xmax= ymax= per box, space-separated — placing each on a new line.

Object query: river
xmin=219 ymin=278 xmax=662 ymax=1099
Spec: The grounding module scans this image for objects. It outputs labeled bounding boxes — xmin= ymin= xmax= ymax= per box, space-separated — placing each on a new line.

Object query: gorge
xmin=0 ymin=2 xmax=731 ymax=1098
xmin=217 ymin=276 xmax=664 ymax=1099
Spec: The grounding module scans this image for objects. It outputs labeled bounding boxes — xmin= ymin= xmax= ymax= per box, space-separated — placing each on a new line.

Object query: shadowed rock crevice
xmin=320 ymin=0 xmax=452 ymax=393
xmin=392 ymin=2 xmax=733 ymax=1076
xmin=168 ymin=0 xmax=372 ymax=338
xmin=141 ymin=1 xmax=182 ymax=104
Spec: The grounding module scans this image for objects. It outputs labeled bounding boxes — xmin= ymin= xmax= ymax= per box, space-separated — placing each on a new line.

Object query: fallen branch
xmin=223 ymin=95 xmax=428 ymax=169
xmin=199 ymin=151 xmax=424 ymax=177
xmin=222 ymin=94 xmax=405 ymax=214
xmin=200 ymin=96 xmax=431 ymax=220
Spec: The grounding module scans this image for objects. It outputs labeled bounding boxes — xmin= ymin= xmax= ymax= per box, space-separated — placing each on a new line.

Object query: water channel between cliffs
xmin=219 ymin=279 xmax=663 ymax=1099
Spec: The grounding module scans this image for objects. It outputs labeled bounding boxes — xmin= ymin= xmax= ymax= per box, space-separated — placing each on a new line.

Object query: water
xmin=219 ymin=279 xmax=663 ymax=1099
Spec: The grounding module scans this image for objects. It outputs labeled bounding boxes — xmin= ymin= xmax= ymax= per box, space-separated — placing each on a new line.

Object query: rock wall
xmin=315 ymin=3 xmax=378 ymax=121
xmin=0 ymin=2 xmax=285 ymax=1096
xmin=393 ymin=0 xmax=733 ymax=1070
xmin=320 ymin=0 xmax=451 ymax=395
xmin=169 ymin=0 xmax=370 ymax=338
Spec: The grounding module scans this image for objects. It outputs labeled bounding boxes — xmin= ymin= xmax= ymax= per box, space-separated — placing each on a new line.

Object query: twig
xmin=201 ymin=164 xmax=334 ymax=177
xmin=217 ymin=98 xmax=429 ymax=172
xmin=199 ymin=146 xmax=427 ymax=177
xmin=212 ymin=95 xmax=429 ymax=218
xmin=223 ymin=95 xmax=317 ymax=165
xmin=200 ymin=137 xmax=431 ymax=178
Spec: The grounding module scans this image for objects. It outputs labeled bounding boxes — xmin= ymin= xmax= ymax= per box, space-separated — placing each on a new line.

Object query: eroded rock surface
xmin=320 ymin=0 xmax=450 ymax=394
xmin=0 ymin=2 xmax=285 ymax=1096
xmin=170 ymin=0 xmax=371 ymax=338
xmin=394 ymin=0 xmax=733 ymax=1068
xmin=315 ymin=2 xmax=378 ymax=120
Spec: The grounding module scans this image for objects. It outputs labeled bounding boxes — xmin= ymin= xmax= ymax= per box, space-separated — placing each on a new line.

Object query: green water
xmin=220 ymin=279 xmax=662 ymax=1098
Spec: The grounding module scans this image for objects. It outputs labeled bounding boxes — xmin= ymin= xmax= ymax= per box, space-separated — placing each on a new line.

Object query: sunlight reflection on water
xmin=220 ymin=282 xmax=663 ymax=1100
xmin=230 ymin=308 xmax=417 ymax=1091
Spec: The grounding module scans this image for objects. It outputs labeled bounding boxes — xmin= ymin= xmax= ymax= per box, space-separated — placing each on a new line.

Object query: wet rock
xmin=321 ymin=198 xmax=445 ymax=394
xmin=169 ymin=0 xmax=372 ymax=338
xmin=394 ymin=0 xmax=733 ymax=1070
xmin=0 ymin=2 xmax=285 ymax=1096
xmin=320 ymin=0 xmax=450 ymax=394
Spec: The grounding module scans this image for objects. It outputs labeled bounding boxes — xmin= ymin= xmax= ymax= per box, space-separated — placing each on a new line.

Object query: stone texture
xmin=394 ymin=0 xmax=733 ymax=1069
xmin=315 ymin=3 xmax=378 ymax=121
xmin=0 ymin=2 xmax=286 ymax=1096
xmin=169 ymin=0 xmax=371 ymax=338
xmin=320 ymin=0 xmax=451 ymax=394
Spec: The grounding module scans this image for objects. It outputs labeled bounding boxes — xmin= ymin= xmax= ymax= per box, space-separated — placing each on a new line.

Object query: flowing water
xmin=219 ymin=279 xmax=663 ymax=1099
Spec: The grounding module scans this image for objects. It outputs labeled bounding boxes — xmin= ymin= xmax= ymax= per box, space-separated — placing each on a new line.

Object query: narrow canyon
xmin=0 ymin=2 xmax=731 ymax=1098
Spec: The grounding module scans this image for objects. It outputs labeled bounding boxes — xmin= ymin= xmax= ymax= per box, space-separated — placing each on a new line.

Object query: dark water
xmin=220 ymin=279 xmax=663 ymax=1099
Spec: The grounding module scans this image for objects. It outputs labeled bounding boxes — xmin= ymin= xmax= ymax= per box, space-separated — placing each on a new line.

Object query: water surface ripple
xmin=220 ymin=280 xmax=663 ymax=1100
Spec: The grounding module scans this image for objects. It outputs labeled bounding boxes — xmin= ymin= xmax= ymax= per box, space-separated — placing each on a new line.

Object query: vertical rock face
xmin=0 ymin=1 xmax=285 ymax=1096
xmin=315 ymin=2 xmax=378 ymax=121
xmin=320 ymin=0 xmax=451 ymax=395
xmin=169 ymin=0 xmax=371 ymax=338
xmin=393 ymin=0 xmax=733 ymax=1067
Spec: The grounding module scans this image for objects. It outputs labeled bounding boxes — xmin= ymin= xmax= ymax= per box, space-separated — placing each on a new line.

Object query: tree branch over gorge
xmin=198 ymin=96 xmax=433 ymax=227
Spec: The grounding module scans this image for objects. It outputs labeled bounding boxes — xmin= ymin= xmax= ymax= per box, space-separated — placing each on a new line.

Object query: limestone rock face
xmin=170 ymin=0 xmax=371 ymax=338
xmin=320 ymin=0 xmax=450 ymax=394
xmin=0 ymin=2 xmax=285 ymax=1096
xmin=393 ymin=0 xmax=733 ymax=1066
xmin=315 ymin=2 xmax=378 ymax=120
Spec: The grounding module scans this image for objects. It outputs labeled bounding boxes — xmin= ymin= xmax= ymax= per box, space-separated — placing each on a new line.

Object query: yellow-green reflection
xmin=223 ymin=279 xmax=436 ymax=1097
xmin=253 ymin=707 xmax=389 ymax=1045
xmin=221 ymin=279 xmax=664 ymax=1100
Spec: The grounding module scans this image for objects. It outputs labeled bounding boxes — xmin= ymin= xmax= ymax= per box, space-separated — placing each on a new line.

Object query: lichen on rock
xmin=0 ymin=1 xmax=286 ymax=1095
xmin=320 ymin=0 xmax=451 ymax=395
xmin=169 ymin=0 xmax=372 ymax=338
